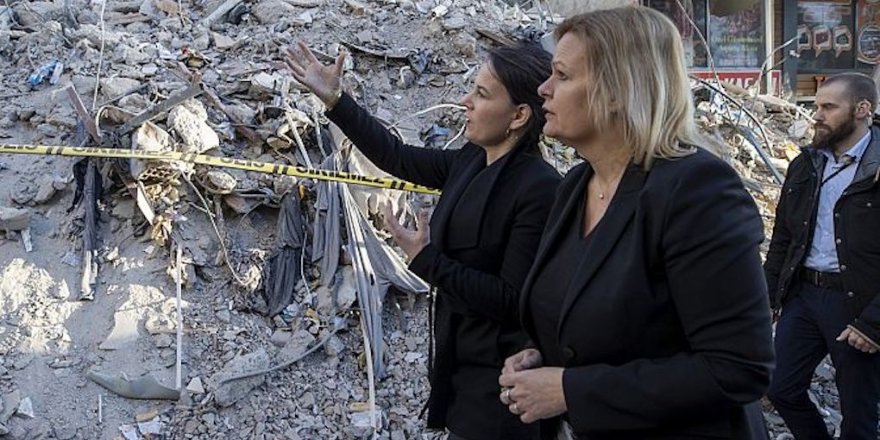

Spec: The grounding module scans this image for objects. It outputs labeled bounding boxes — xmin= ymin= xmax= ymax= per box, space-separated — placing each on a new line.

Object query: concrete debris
xmin=167 ymin=101 xmax=219 ymax=154
xmin=185 ymin=377 xmax=205 ymax=394
xmin=210 ymin=348 xmax=270 ymax=407
xmin=86 ymin=370 xmax=180 ymax=400
xmin=0 ymin=391 xmax=20 ymax=423
xmin=15 ymin=397 xmax=34 ymax=419
xmin=0 ymin=207 xmax=30 ymax=232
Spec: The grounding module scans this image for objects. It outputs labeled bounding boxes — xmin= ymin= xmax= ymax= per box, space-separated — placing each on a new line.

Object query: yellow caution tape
xmin=0 ymin=144 xmax=441 ymax=195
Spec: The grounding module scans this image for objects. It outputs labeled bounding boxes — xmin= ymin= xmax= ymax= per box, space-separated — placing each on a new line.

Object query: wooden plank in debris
xmin=474 ymin=28 xmax=516 ymax=47
xmin=202 ymin=85 xmax=262 ymax=145
xmin=66 ymin=85 xmax=102 ymax=142
xmin=117 ymin=83 xmax=203 ymax=135
xmin=340 ymin=41 xmax=411 ymax=60
xmin=202 ymin=0 xmax=242 ymax=26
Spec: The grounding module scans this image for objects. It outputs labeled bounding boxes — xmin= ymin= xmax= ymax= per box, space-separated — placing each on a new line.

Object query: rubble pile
xmin=0 ymin=0 xmax=838 ymax=439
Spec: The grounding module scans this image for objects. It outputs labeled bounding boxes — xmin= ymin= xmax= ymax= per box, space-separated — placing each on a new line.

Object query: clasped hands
xmin=498 ymin=348 xmax=567 ymax=424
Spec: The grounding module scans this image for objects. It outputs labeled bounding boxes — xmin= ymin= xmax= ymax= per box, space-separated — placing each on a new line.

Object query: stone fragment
xmin=186 ymin=376 xmax=205 ymax=394
xmin=212 ymin=32 xmax=236 ymax=50
xmin=167 ymin=104 xmax=219 ymax=154
xmin=0 ymin=207 xmax=30 ymax=231
xmin=99 ymin=77 xmax=142 ymax=100
xmin=210 ymin=348 xmax=270 ymax=407
xmin=15 ymin=397 xmax=33 ymax=419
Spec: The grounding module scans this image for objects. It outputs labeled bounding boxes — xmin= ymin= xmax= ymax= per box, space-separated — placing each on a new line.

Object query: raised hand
xmin=382 ymin=203 xmax=430 ymax=262
xmin=283 ymin=40 xmax=347 ymax=108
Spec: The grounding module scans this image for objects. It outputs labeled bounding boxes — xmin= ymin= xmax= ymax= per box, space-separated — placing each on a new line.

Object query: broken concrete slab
xmin=0 ymin=390 xmax=20 ymax=423
xmin=99 ymin=77 xmax=142 ymax=101
xmin=99 ymin=310 xmax=141 ymax=350
xmin=167 ymin=104 xmax=219 ymax=154
xmin=15 ymin=397 xmax=34 ymax=419
xmin=210 ymin=348 xmax=270 ymax=407
xmin=212 ymin=32 xmax=236 ymax=50
xmin=0 ymin=207 xmax=30 ymax=232
xmin=252 ymin=0 xmax=297 ymax=24
xmin=186 ymin=377 xmax=205 ymax=394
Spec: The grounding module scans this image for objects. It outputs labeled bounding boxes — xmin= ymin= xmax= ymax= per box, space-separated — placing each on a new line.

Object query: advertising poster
xmin=708 ymin=2 xmax=765 ymax=67
xmin=857 ymin=0 xmax=880 ymax=64
xmin=797 ymin=1 xmax=856 ymax=70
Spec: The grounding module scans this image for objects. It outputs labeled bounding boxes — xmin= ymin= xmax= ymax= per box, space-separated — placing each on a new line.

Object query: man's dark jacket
xmin=327 ymin=93 xmax=560 ymax=439
xmin=764 ymin=123 xmax=880 ymax=344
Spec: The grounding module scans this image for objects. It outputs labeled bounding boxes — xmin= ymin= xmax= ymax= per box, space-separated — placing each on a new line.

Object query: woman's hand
xmin=282 ymin=40 xmax=347 ymax=108
xmin=499 ymin=367 xmax=567 ymax=424
xmin=502 ymin=348 xmax=543 ymax=375
xmin=382 ymin=203 xmax=430 ymax=261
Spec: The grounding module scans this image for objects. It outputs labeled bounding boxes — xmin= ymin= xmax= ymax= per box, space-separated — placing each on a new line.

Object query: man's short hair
xmin=821 ymin=72 xmax=878 ymax=112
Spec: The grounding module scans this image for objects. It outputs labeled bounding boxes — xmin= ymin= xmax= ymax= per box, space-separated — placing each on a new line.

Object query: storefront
xmin=644 ymin=0 xmax=783 ymax=93
xmin=783 ymin=0 xmax=879 ymax=99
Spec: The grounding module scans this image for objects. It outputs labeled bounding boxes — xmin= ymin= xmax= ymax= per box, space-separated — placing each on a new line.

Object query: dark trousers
xmin=768 ymin=282 xmax=880 ymax=440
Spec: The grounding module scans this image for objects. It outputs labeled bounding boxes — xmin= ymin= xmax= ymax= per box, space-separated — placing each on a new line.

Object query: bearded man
xmin=765 ymin=72 xmax=880 ymax=440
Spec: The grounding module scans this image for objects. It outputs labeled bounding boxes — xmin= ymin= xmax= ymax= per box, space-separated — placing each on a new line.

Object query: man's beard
xmin=810 ymin=116 xmax=856 ymax=150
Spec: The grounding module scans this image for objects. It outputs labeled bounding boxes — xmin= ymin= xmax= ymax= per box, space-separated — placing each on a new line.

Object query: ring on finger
xmin=512 ymin=402 xmax=519 ymax=414
xmin=503 ymin=388 xmax=511 ymax=403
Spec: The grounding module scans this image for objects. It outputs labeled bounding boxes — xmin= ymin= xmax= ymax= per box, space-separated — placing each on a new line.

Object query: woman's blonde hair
xmin=555 ymin=6 xmax=714 ymax=169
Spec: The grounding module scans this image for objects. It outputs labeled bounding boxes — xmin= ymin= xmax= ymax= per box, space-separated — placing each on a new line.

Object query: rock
xmin=13 ymin=2 xmax=61 ymax=27
xmin=0 ymin=423 xmax=7 ymax=436
xmin=788 ymin=119 xmax=810 ymax=139
xmin=11 ymin=353 xmax=33 ymax=370
xmin=277 ymin=329 xmax=315 ymax=363
xmin=324 ymin=335 xmax=345 ymax=357
xmin=33 ymin=175 xmax=57 ymax=204
xmin=99 ymin=310 xmax=141 ymax=350
xmin=0 ymin=390 xmax=20 ymax=423
xmin=451 ymin=32 xmax=477 ymax=58
xmin=226 ymin=103 xmax=256 ymax=125
xmin=54 ymin=424 xmax=77 ymax=440
xmin=112 ymin=199 xmax=136 ymax=219
xmin=142 ymin=63 xmax=159 ymax=76
xmin=186 ymin=376 xmax=205 ymax=394
xmin=99 ymin=77 xmax=142 ymax=100
xmin=183 ymin=419 xmax=199 ymax=435
xmin=210 ymin=348 xmax=270 ymax=407
xmin=270 ymin=329 xmax=292 ymax=347
xmin=135 ymin=408 xmax=159 ymax=422
xmin=15 ymin=397 xmax=33 ymax=419
xmin=442 ymin=15 xmax=467 ymax=31
xmin=0 ymin=207 xmax=30 ymax=231
xmin=154 ymin=333 xmax=173 ymax=348
xmin=252 ymin=0 xmax=297 ymax=24
xmin=215 ymin=309 xmax=231 ymax=323
xmin=137 ymin=419 xmax=163 ymax=435
xmin=250 ymin=72 xmax=286 ymax=95
xmin=167 ymin=104 xmax=219 ymax=154
xmin=212 ymin=32 xmax=236 ymax=50
xmin=205 ymin=170 xmax=237 ymax=194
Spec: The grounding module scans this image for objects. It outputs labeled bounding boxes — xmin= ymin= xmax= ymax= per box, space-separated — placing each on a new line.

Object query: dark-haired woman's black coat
xmin=327 ymin=93 xmax=560 ymax=439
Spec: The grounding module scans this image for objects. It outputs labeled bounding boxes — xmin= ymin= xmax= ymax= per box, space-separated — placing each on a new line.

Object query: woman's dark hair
xmin=487 ymin=42 xmax=552 ymax=155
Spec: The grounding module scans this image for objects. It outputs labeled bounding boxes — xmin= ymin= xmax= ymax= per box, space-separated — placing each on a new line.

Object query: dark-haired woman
xmin=284 ymin=42 xmax=559 ymax=439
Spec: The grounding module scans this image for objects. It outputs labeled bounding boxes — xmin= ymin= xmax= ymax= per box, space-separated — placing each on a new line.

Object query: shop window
xmin=645 ymin=0 xmax=766 ymax=69
xmin=796 ymin=0 xmax=880 ymax=71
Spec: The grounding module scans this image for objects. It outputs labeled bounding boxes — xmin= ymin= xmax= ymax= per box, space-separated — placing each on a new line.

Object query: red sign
xmin=691 ymin=70 xmax=783 ymax=94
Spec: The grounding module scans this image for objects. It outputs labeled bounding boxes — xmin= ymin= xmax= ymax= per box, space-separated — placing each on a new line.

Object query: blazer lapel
xmin=430 ymin=146 xmax=485 ymax=251
xmin=556 ymin=164 xmax=647 ymax=335
xmin=519 ymin=164 xmax=590 ymax=332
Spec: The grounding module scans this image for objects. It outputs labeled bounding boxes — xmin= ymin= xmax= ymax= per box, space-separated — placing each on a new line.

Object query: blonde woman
xmin=498 ymin=7 xmax=774 ymax=439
